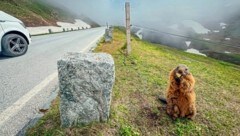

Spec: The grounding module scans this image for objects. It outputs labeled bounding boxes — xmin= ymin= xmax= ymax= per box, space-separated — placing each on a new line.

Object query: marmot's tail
xmin=158 ymin=96 xmax=167 ymax=104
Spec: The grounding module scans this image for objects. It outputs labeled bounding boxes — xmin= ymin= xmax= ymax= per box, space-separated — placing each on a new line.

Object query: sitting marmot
xmin=160 ymin=64 xmax=196 ymax=119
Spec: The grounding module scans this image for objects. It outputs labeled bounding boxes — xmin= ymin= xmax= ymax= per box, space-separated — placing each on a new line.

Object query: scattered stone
xmin=39 ymin=109 xmax=48 ymax=114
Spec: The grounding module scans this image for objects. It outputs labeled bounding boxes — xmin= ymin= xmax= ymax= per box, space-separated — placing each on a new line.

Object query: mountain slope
xmin=0 ymin=0 xmax=74 ymax=26
xmin=0 ymin=0 xmax=99 ymax=27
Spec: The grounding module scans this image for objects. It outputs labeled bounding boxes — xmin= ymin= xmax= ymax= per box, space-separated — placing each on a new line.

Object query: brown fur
xmin=166 ymin=64 xmax=196 ymax=119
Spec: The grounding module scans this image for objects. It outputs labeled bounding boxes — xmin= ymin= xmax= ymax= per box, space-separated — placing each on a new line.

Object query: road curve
xmin=0 ymin=27 xmax=105 ymax=135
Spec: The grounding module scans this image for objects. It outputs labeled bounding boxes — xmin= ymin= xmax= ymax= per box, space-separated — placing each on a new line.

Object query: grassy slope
xmin=0 ymin=0 xmax=75 ymax=27
xmin=27 ymin=27 xmax=240 ymax=136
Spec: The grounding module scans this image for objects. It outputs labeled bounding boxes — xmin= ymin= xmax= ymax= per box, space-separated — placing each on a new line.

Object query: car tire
xmin=1 ymin=34 xmax=28 ymax=57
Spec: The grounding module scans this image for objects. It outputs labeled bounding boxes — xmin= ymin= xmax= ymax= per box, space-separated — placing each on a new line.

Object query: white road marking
xmin=0 ymin=31 xmax=104 ymax=126
xmin=0 ymin=72 xmax=58 ymax=126
xmin=80 ymin=31 xmax=104 ymax=52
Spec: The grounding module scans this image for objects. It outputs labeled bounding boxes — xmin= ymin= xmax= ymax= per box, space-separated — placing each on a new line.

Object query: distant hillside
xmin=0 ymin=0 xmax=99 ymax=27
xmin=132 ymin=15 xmax=240 ymax=65
xmin=225 ymin=15 xmax=240 ymax=38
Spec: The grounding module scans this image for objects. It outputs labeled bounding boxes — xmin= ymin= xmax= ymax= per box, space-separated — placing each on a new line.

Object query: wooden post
xmin=125 ymin=2 xmax=131 ymax=55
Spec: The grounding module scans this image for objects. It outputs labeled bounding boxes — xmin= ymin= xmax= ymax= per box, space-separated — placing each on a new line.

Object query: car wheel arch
xmin=2 ymin=31 xmax=29 ymax=45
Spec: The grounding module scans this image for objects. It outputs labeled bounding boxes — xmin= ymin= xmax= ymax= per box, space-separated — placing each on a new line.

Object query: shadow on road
xmin=0 ymin=52 xmax=13 ymax=60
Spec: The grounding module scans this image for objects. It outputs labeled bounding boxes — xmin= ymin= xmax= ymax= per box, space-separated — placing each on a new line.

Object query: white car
xmin=0 ymin=11 xmax=31 ymax=57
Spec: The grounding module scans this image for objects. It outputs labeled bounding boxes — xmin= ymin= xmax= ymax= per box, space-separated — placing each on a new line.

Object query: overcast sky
xmin=42 ymin=0 xmax=240 ymax=27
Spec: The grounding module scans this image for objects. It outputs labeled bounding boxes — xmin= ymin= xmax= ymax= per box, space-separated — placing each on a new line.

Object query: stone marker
xmin=105 ymin=28 xmax=112 ymax=42
xmin=57 ymin=52 xmax=115 ymax=127
xmin=48 ymin=29 xmax=52 ymax=34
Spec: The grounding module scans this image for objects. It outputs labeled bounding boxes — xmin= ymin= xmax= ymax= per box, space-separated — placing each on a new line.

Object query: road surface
xmin=0 ymin=27 xmax=105 ymax=135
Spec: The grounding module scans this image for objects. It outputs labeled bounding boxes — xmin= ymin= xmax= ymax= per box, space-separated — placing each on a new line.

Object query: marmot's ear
xmin=174 ymin=66 xmax=179 ymax=72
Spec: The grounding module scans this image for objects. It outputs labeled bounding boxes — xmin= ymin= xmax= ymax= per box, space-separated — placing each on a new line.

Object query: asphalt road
xmin=0 ymin=27 xmax=105 ymax=135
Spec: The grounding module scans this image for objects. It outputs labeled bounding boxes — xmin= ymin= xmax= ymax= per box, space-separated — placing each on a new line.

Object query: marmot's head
xmin=174 ymin=64 xmax=190 ymax=79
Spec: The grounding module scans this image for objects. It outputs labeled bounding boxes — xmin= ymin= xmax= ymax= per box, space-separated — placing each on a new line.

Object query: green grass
xmin=0 ymin=0 xmax=75 ymax=27
xmin=27 ymin=27 xmax=240 ymax=136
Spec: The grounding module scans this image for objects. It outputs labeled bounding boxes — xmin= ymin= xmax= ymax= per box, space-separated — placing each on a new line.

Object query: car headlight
xmin=20 ymin=22 xmax=26 ymax=28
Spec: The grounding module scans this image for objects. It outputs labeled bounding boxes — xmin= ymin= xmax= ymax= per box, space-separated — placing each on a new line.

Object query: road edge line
xmin=0 ymin=72 xmax=58 ymax=126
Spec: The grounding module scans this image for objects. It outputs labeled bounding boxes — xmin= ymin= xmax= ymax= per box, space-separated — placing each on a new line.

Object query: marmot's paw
xmin=187 ymin=114 xmax=195 ymax=120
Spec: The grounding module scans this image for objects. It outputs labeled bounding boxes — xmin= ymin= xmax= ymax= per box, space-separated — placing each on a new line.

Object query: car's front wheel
xmin=1 ymin=34 xmax=28 ymax=57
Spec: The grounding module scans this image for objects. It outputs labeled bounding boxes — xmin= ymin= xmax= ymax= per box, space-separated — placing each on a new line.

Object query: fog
xmin=40 ymin=0 xmax=240 ymax=27
xmin=41 ymin=0 xmax=240 ymax=64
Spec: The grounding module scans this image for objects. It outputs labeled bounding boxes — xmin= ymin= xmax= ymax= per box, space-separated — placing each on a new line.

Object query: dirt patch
xmin=21 ymin=12 xmax=58 ymax=27
xmin=140 ymin=105 xmax=168 ymax=126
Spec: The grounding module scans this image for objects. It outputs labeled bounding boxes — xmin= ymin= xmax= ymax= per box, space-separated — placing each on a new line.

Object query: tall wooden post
xmin=125 ymin=2 xmax=131 ymax=55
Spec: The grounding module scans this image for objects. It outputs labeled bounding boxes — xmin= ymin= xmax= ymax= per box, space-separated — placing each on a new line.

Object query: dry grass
xmin=27 ymin=27 xmax=240 ymax=136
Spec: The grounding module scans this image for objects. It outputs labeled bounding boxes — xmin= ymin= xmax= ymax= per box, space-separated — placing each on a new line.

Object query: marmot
xmin=160 ymin=64 xmax=196 ymax=119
